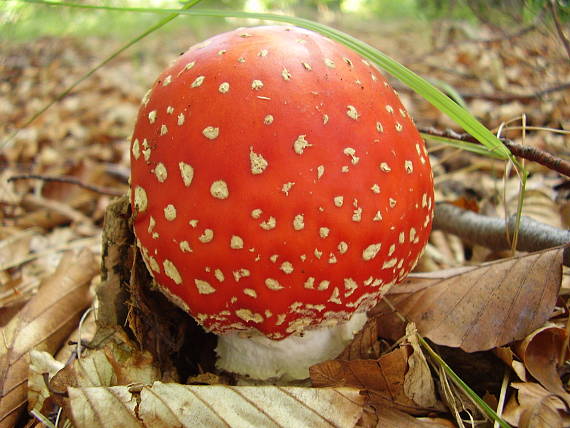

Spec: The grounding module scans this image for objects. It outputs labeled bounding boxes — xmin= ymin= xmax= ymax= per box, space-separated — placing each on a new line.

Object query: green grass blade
xmin=428 ymin=78 xmax=468 ymax=109
xmin=419 ymin=336 xmax=512 ymax=428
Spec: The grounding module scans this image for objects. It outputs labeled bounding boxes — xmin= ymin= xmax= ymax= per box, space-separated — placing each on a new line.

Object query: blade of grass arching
xmin=1 ymin=0 xmax=204 ymax=150
xmin=382 ymin=297 xmax=512 ymax=427
xmin=419 ymin=336 xmax=512 ymax=428
xmin=15 ymin=0 xmax=512 ymax=161
xmin=428 ymin=78 xmax=468 ymax=109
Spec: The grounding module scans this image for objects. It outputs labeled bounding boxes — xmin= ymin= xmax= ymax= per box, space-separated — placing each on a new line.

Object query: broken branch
xmin=433 ymin=202 xmax=570 ymax=267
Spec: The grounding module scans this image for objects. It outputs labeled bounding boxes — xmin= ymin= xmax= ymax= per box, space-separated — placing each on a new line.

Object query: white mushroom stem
xmin=215 ymin=312 xmax=368 ymax=382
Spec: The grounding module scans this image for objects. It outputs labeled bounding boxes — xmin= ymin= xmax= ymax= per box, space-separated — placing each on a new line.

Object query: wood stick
xmin=433 ymin=202 xmax=570 ymax=267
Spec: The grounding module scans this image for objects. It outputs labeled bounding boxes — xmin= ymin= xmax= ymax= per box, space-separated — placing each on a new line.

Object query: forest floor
xmin=1 ymin=12 xmax=570 ymax=428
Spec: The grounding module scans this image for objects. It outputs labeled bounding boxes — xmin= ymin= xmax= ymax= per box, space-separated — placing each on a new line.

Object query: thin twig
xmin=420 ymin=127 xmax=570 ymax=177
xmin=433 ymin=202 xmax=570 ymax=267
xmin=8 ymin=174 xmax=124 ymax=196
xmin=550 ymin=0 xmax=570 ymax=60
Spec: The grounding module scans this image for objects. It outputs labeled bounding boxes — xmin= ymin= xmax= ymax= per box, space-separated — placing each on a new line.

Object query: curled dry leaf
xmin=373 ymin=247 xmax=564 ymax=352
xmin=503 ymin=382 xmax=570 ymax=427
xmin=403 ymin=324 xmax=437 ymax=409
xmin=376 ymin=407 xmax=456 ymax=427
xmin=337 ymin=318 xmax=382 ymax=361
xmin=36 ymin=331 xmax=162 ymax=427
xmin=494 ymin=347 xmax=527 ymax=381
xmin=0 ymin=249 xmax=97 ymax=428
xmin=27 ymin=350 xmax=64 ymax=416
xmin=0 ymin=228 xmax=38 ymax=309
xmin=68 ymin=383 xmax=364 ymax=428
xmin=50 ymin=329 xmax=161 ymax=393
xmin=515 ymin=325 xmax=570 ymax=406
xmin=311 ymin=343 xmax=439 ymax=415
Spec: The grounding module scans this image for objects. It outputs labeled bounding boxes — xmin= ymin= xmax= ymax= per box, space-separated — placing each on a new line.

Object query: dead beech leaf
xmin=50 ymin=329 xmax=160 ymax=395
xmin=503 ymin=382 xmax=570 ymax=427
xmin=403 ymin=325 xmax=437 ymax=409
xmin=515 ymin=325 xmax=570 ymax=405
xmin=0 ymin=249 xmax=96 ymax=428
xmin=494 ymin=347 xmax=527 ymax=381
xmin=311 ymin=346 xmax=430 ymax=414
xmin=337 ymin=317 xmax=382 ymax=360
xmin=68 ymin=383 xmax=364 ymax=428
xmin=68 ymin=386 xmax=139 ymax=428
xmin=373 ymin=247 xmax=563 ymax=352
xmin=144 ymin=383 xmax=364 ymax=428
xmin=55 ymin=307 xmax=96 ymax=363
xmin=377 ymin=407 xmax=455 ymax=427
xmin=27 ymin=350 xmax=64 ymax=415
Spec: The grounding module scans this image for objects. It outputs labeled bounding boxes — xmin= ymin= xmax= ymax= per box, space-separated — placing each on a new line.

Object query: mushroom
xmin=130 ymin=25 xmax=434 ymax=381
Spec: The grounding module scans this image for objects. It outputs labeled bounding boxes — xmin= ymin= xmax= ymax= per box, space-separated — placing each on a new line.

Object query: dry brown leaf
xmin=403 ymin=324 xmax=437 ymax=409
xmin=45 ymin=333 xmax=161 ymax=427
xmin=503 ymin=382 xmax=570 ymax=427
xmin=0 ymin=228 xmax=37 ymax=308
xmin=494 ymin=346 xmax=527 ymax=381
xmin=0 ymin=249 xmax=96 ymax=427
xmin=337 ymin=317 xmax=382 ymax=360
xmin=68 ymin=385 xmax=139 ymax=428
xmin=373 ymin=247 xmax=563 ymax=352
xmin=311 ymin=345 xmax=437 ymax=415
xmin=27 ymin=350 xmax=65 ymax=415
xmin=67 ymin=383 xmax=364 ymax=428
xmin=376 ymin=407 xmax=455 ymax=427
xmin=55 ymin=307 xmax=96 ymax=363
xmin=50 ymin=329 xmax=160 ymax=394
xmin=0 ymin=228 xmax=34 ymax=273
xmin=515 ymin=325 xmax=570 ymax=405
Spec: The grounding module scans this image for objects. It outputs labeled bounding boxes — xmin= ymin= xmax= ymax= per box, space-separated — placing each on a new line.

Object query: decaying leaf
xmin=373 ymin=247 xmax=564 ymax=352
xmin=515 ymin=325 xmax=570 ymax=406
xmin=0 ymin=249 xmax=96 ymax=428
xmin=50 ymin=329 xmax=161 ymax=393
xmin=68 ymin=383 xmax=364 ymax=428
xmin=55 ymin=307 xmax=97 ymax=363
xmin=337 ymin=317 xmax=382 ymax=360
xmin=311 ymin=343 xmax=439 ymax=415
xmin=376 ymin=407 xmax=456 ymax=427
xmin=403 ymin=324 xmax=437 ymax=409
xmin=494 ymin=346 xmax=527 ymax=381
xmin=69 ymin=385 xmax=139 ymax=428
xmin=503 ymin=382 xmax=570 ymax=427
xmin=28 ymin=350 xmax=65 ymax=412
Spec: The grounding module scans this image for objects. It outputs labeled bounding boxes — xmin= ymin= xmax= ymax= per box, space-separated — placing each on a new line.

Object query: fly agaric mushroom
xmin=130 ymin=26 xmax=434 ymax=381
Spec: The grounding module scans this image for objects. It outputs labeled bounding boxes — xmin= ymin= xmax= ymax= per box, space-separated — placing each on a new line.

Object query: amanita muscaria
xmin=130 ymin=25 xmax=434 ymax=380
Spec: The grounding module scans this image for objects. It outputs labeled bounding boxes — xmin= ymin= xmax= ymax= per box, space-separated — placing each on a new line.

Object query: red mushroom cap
xmin=130 ymin=26 xmax=434 ymax=340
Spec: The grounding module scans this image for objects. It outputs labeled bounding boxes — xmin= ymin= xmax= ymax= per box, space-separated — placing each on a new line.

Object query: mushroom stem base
xmin=215 ymin=312 xmax=367 ymax=382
